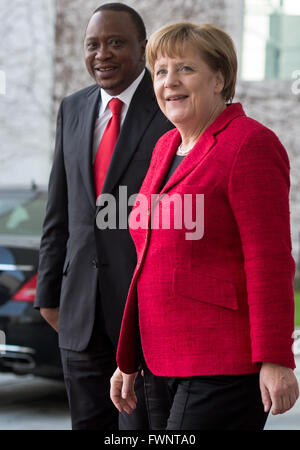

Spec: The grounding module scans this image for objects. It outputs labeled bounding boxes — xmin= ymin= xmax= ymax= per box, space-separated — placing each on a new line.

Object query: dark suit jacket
xmin=35 ymin=70 xmax=173 ymax=351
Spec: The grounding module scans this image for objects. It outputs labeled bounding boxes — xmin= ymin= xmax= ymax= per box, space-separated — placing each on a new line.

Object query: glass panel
xmin=242 ymin=0 xmax=300 ymax=80
xmin=0 ymin=191 xmax=47 ymax=236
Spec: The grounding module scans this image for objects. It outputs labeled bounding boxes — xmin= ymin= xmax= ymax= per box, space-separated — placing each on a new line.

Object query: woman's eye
xmin=156 ymin=69 xmax=166 ymax=76
xmin=182 ymin=66 xmax=193 ymax=72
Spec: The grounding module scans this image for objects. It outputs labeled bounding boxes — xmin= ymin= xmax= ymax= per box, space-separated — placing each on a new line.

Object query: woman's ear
xmin=214 ymin=71 xmax=225 ymax=95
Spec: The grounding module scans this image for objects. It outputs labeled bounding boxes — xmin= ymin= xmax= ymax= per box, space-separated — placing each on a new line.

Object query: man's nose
xmin=95 ymin=45 xmax=113 ymax=60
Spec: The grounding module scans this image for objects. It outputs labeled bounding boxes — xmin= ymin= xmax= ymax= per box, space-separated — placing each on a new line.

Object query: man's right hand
xmin=40 ymin=307 xmax=59 ymax=332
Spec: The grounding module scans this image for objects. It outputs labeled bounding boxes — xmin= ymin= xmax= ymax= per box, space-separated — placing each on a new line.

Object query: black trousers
xmin=60 ymin=301 xmax=149 ymax=430
xmin=142 ymin=364 xmax=269 ymax=430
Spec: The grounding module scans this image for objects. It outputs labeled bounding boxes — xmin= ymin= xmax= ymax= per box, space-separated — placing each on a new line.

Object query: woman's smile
xmin=165 ymin=94 xmax=189 ymax=102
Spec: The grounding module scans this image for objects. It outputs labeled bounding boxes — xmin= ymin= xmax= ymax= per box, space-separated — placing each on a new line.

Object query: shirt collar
xmin=99 ymin=68 xmax=146 ymax=115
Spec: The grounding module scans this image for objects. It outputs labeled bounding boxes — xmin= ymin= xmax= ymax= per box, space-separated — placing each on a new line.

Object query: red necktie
xmin=94 ymin=98 xmax=123 ymax=197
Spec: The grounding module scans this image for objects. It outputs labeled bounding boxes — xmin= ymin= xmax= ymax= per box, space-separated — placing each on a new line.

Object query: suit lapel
xmin=147 ymin=129 xmax=181 ymax=196
xmin=153 ymin=103 xmax=246 ymax=196
xmin=101 ymin=71 xmax=159 ymax=195
xmin=77 ymin=85 xmax=101 ymax=209
xmin=159 ymin=133 xmax=217 ymax=195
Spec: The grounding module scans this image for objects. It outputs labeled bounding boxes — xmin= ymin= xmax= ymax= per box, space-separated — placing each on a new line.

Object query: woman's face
xmin=153 ymin=46 xmax=224 ymax=129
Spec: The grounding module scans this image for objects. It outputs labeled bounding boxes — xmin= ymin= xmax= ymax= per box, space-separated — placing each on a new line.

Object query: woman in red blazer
xmin=111 ymin=22 xmax=299 ymax=429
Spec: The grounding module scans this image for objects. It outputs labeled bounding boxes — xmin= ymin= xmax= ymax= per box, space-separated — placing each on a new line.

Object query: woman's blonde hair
xmin=146 ymin=22 xmax=238 ymax=103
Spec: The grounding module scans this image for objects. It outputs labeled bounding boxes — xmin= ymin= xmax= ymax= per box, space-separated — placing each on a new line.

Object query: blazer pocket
xmin=172 ymin=268 xmax=238 ymax=310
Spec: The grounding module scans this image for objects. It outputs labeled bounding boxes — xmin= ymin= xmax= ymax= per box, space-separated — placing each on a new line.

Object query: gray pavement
xmin=0 ymin=373 xmax=71 ymax=430
xmin=0 ymin=356 xmax=299 ymax=430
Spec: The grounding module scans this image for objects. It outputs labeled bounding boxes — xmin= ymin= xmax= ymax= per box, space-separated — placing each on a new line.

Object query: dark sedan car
xmin=0 ymin=187 xmax=63 ymax=379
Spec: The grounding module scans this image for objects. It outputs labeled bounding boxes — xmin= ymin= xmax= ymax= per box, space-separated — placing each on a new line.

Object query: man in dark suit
xmin=34 ymin=3 xmax=172 ymax=430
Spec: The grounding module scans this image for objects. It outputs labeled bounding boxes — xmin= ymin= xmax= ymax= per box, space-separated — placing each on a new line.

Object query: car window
xmin=0 ymin=191 xmax=47 ymax=236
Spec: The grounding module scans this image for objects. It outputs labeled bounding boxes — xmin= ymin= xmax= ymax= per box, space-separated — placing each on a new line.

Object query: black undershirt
xmin=160 ymin=154 xmax=186 ymax=189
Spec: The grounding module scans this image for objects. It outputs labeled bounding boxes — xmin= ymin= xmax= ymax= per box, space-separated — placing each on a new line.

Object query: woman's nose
xmin=164 ymin=71 xmax=180 ymax=88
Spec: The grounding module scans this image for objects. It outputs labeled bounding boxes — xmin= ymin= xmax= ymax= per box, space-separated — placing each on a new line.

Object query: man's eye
xmin=87 ymin=42 xmax=97 ymax=50
xmin=109 ymin=39 xmax=123 ymax=47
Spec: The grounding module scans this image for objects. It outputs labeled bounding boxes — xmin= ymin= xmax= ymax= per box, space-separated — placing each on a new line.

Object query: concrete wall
xmin=53 ymin=0 xmax=238 ymax=109
xmin=0 ymin=0 xmax=56 ymax=187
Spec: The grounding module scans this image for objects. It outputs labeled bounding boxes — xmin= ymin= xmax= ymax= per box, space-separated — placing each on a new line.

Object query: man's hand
xmin=40 ymin=307 xmax=59 ymax=332
xmin=260 ymin=362 xmax=299 ymax=415
xmin=110 ymin=367 xmax=138 ymax=414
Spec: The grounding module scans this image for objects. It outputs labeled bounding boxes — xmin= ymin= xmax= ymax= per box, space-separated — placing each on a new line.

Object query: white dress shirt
xmin=93 ymin=69 xmax=146 ymax=162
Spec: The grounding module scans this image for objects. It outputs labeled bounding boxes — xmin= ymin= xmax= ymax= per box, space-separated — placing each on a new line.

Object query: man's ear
xmin=140 ymin=39 xmax=148 ymax=62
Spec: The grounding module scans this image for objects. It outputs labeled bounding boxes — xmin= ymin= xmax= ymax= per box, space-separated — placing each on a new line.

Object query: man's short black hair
xmin=93 ymin=3 xmax=146 ymax=41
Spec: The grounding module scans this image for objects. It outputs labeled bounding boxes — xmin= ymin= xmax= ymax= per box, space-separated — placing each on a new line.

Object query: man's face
xmin=84 ymin=11 xmax=146 ymax=95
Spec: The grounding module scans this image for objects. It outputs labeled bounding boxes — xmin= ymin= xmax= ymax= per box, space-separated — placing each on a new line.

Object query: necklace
xmin=175 ymin=103 xmax=226 ymax=157
xmin=176 ymin=144 xmax=193 ymax=156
